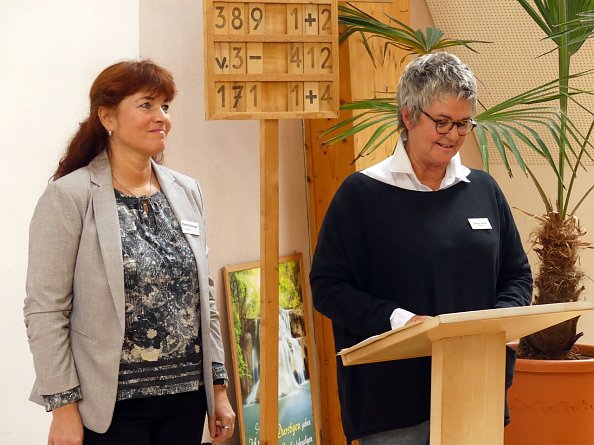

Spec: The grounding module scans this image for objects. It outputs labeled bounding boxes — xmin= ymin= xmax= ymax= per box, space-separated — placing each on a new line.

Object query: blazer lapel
xmin=90 ymin=151 xmax=126 ymax=332
xmin=154 ymin=163 xmax=208 ymax=272
xmin=154 ymin=163 xmax=216 ymax=415
xmin=154 ymin=164 xmax=212 ymax=353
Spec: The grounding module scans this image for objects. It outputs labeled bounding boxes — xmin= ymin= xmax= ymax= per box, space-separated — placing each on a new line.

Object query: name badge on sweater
xmin=468 ymin=218 xmax=492 ymax=230
xmin=181 ymin=220 xmax=200 ymax=235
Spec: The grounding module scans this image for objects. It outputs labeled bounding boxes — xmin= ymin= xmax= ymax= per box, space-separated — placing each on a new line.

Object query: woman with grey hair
xmin=310 ymin=52 xmax=532 ymax=444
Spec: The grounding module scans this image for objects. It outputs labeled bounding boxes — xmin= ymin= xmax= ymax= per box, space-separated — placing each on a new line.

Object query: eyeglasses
xmin=420 ymin=110 xmax=477 ymax=136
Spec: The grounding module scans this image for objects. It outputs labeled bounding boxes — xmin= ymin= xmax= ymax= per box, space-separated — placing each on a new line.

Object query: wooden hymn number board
xmin=204 ymin=0 xmax=339 ymax=119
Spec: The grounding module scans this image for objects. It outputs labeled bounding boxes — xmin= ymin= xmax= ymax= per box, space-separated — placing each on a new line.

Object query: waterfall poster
xmin=224 ymin=254 xmax=319 ymax=445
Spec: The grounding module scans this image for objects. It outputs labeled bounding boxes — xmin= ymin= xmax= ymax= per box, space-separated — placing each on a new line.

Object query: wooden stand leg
xmin=259 ymin=119 xmax=279 ymax=445
xmin=430 ymin=333 xmax=506 ymax=445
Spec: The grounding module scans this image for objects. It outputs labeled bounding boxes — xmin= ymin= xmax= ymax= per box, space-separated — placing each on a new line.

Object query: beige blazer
xmin=24 ymin=150 xmax=226 ymax=433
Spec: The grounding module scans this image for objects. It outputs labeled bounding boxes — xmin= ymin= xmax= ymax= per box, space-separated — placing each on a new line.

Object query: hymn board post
xmin=204 ymin=1 xmax=339 ymax=443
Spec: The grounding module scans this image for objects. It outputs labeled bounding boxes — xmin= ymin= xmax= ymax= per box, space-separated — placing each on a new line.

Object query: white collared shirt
xmin=361 ymin=136 xmax=471 ymax=192
xmin=360 ymin=136 xmax=472 ymax=328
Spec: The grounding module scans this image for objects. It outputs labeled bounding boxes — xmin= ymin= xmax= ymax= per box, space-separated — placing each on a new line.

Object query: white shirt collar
xmin=361 ymin=136 xmax=471 ymax=192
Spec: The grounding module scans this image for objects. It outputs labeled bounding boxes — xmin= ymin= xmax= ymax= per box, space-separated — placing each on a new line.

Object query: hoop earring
xmin=108 ymin=130 xmax=113 ymax=137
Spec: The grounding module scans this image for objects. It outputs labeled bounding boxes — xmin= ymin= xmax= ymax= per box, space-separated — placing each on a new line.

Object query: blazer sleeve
xmin=193 ymin=180 xmax=226 ymax=366
xmin=24 ymin=182 xmax=83 ymax=396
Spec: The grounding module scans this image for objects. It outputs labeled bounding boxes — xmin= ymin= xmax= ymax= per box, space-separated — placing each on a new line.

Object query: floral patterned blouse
xmin=43 ymin=189 xmax=227 ymax=411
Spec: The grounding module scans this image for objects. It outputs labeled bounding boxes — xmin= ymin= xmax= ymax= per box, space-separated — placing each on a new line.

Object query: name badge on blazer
xmin=181 ymin=220 xmax=200 ymax=236
xmin=468 ymin=218 xmax=492 ymax=230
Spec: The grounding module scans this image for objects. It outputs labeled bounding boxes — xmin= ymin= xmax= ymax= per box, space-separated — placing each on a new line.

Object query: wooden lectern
xmin=339 ymin=301 xmax=593 ymax=445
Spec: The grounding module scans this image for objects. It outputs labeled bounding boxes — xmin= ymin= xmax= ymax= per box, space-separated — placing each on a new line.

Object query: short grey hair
xmin=396 ymin=52 xmax=477 ymax=132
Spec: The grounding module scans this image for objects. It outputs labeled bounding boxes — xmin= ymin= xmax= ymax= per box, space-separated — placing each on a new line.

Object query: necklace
xmin=112 ymin=169 xmax=153 ymax=215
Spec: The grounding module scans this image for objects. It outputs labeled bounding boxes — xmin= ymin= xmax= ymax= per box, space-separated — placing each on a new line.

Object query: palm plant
xmin=328 ymin=1 xmax=594 ymax=359
xmin=510 ymin=0 xmax=594 ymax=360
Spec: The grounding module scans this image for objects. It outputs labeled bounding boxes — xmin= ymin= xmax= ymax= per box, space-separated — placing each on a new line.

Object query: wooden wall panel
xmin=305 ymin=35 xmax=356 ymax=444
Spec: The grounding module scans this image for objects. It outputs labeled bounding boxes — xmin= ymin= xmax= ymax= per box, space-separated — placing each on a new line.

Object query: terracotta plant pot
xmin=504 ymin=343 xmax=594 ymax=445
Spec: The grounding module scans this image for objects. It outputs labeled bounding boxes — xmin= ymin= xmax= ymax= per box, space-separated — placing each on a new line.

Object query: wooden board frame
xmin=223 ymin=253 xmax=321 ymax=445
xmin=204 ymin=0 xmax=339 ymax=119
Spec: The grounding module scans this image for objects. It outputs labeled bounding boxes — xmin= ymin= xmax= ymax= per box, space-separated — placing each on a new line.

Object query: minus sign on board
xmin=249 ymin=56 xmax=262 ymax=60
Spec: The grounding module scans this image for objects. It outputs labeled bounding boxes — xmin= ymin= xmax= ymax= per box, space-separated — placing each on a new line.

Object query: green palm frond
xmin=526 ymin=165 xmax=555 ymax=214
xmin=516 ymin=0 xmax=556 ymax=37
xmin=517 ymin=1 xmax=594 ymax=55
xmin=338 ymin=4 xmax=489 ymax=64
xmin=459 ymin=74 xmax=593 ymax=194
xmin=475 ymin=101 xmax=592 ymax=219
xmin=544 ymin=11 xmax=594 ymax=54
xmin=323 ymin=98 xmax=399 ymax=158
xmin=565 ymin=118 xmax=594 ymax=215
xmin=561 ymin=4 xmax=594 ymax=54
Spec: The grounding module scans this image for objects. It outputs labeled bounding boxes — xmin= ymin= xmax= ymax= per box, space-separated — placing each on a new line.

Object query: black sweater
xmin=310 ymin=170 xmax=532 ymax=441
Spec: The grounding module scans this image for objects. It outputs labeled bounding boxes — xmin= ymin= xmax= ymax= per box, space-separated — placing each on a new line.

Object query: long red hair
xmin=52 ymin=59 xmax=177 ymax=180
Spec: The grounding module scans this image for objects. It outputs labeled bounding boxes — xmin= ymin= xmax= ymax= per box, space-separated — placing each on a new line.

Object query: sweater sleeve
xmin=310 ymin=176 xmax=399 ymax=339
xmin=494 ymin=183 xmax=533 ymax=308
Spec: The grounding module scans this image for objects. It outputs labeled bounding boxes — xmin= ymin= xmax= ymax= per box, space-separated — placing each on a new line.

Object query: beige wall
xmin=411 ymin=1 xmax=594 ymax=343
xmin=1 ymin=2 xmax=140 ymax=443
xmin=140 ymin=2 xmax=312 ymax=443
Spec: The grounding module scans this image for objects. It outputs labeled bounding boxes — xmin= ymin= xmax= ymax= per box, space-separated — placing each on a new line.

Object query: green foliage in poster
xmin=230 ymin=272 xmax=251 ymax=379
xmin=279 ymin=260 xmax=302 ymax=310
xmin=229 ymin=259 xmax=303 ymax=380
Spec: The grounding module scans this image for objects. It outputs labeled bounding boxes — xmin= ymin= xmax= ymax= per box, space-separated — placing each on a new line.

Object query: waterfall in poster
xmin=246 ymin=308 xmax=305 ymax=403
xmin=242 ymin=308 xmax=316 ymax=445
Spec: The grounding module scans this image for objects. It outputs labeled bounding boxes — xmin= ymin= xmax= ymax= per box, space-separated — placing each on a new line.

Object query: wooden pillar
xmin=203 ymin=1 xmax=340 ymax=442
xmin=259 ymin=119 xmax=280 ymax=445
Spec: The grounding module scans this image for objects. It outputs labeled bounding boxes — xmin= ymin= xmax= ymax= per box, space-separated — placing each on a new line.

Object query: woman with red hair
xmin=24 ymin=59 xmax=235 ymax=445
